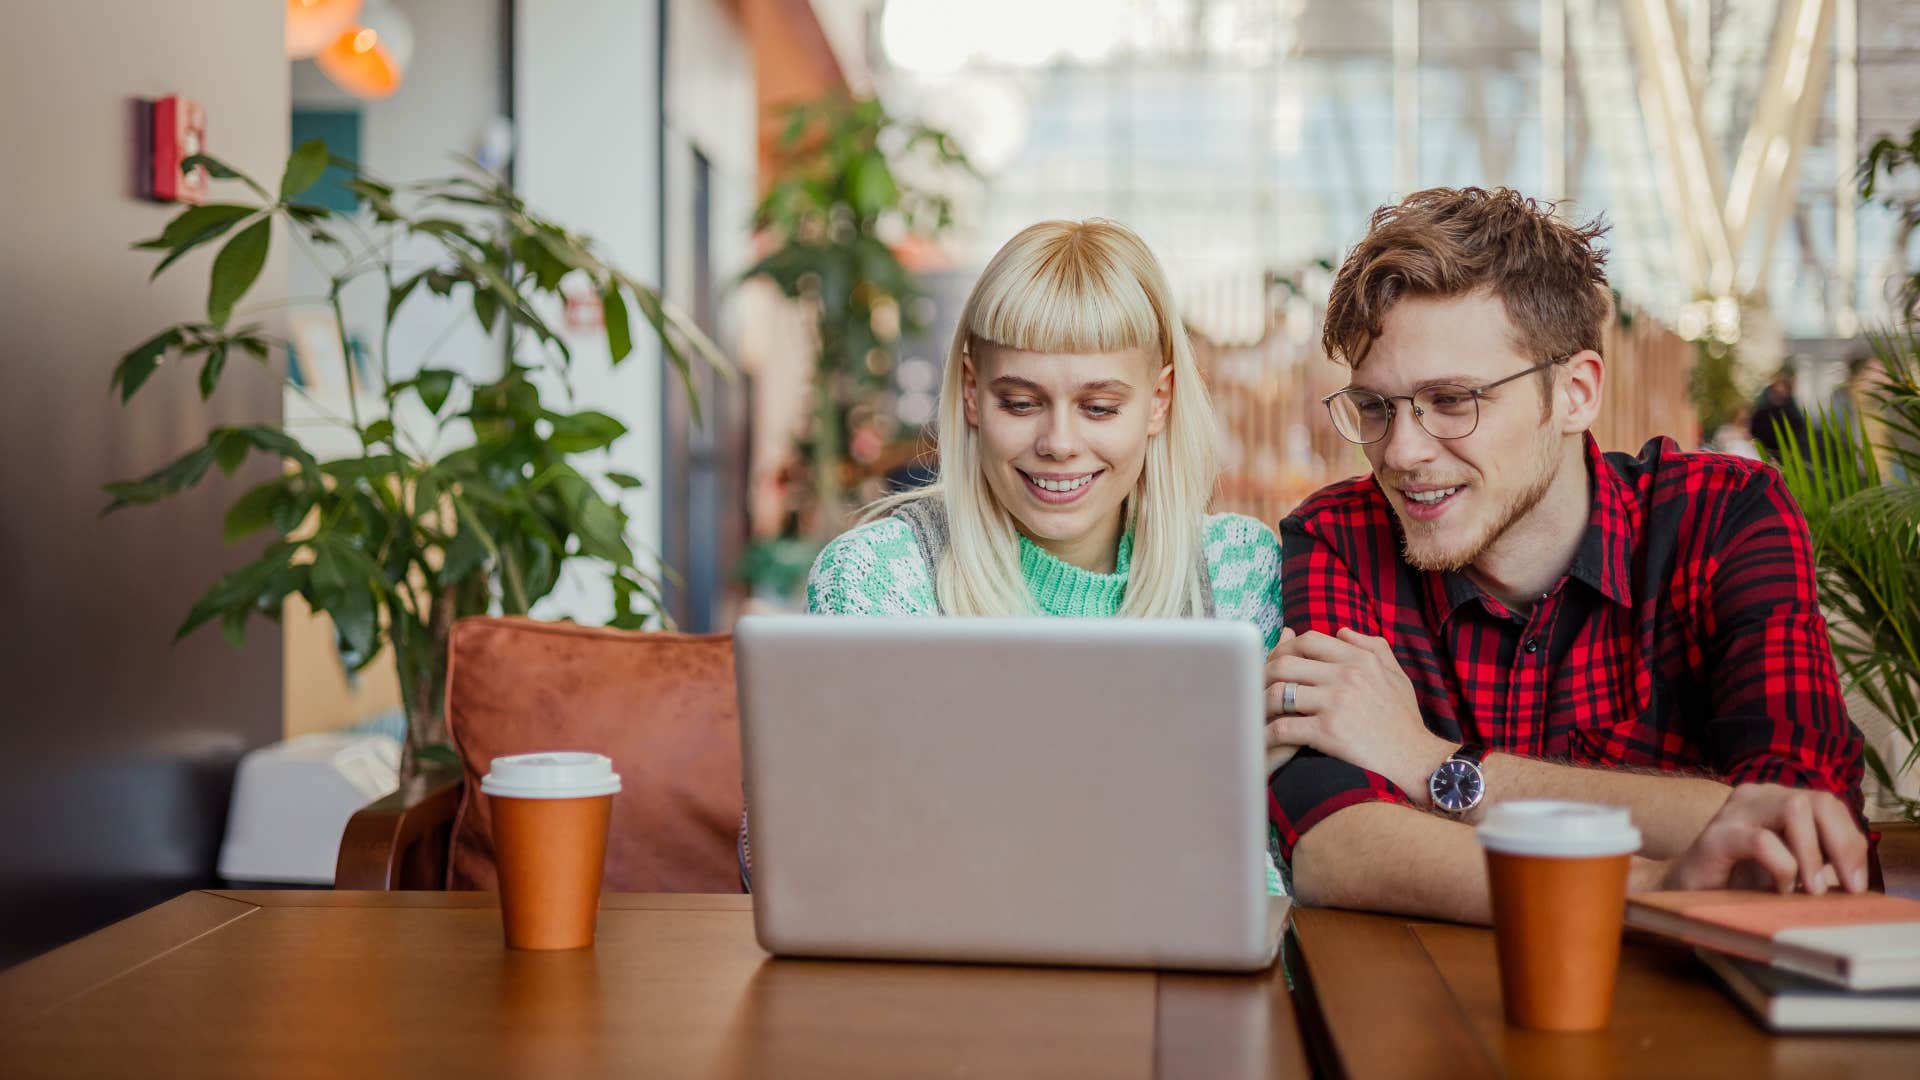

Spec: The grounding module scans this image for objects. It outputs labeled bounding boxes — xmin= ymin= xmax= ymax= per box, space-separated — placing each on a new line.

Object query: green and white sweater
xmin=808 ymin=512 xmax=1285 ymax=642
xmin=806 ymin=509 xmax=1287 ymax=895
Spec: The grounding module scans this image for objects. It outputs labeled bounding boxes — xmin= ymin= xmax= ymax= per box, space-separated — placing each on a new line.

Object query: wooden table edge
xmin=1289 ymin=907 xmax=1501 ymax=1080
xmin=200 ymin=889 xmax=754 ymax=911
xmin=0 ymin=892 xmax=261 ymax=1023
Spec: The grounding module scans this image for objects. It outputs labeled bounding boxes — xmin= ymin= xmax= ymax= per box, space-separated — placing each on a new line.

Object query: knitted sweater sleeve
xmin=1203 ymin=513 xmax=1284 ymax=651
xmin=805 ymin=518 xmax=940 ymax=615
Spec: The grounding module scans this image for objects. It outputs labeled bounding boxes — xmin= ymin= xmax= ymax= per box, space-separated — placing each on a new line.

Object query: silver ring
xmin=1281 ymin=682 xmax=1298 ymax=715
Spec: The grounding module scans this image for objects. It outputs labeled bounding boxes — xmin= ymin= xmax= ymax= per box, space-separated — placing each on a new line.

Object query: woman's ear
xmin=1146 ymin=361 xmax=1174 ymax=437
xmin=961 ymin=349 xmax=981 ymax=428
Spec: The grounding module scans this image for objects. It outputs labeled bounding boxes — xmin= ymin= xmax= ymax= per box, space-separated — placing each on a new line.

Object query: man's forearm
xmin=1291 ymin=800 xmax=1668 ymax=925
xmin=1473 ymin=755 xmax=1729 ymax=858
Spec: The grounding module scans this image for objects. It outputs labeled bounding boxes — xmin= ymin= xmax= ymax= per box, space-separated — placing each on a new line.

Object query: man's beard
xmin=1398 ymin=423 xmax=1563 ymax=573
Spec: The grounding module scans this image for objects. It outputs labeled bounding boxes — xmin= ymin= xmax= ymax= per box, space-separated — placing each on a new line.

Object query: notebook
xmin=1698 ymin=949 xmax=1920 ymax=1033
xmin=1627 ymin=890 xmax=1920 ymax=991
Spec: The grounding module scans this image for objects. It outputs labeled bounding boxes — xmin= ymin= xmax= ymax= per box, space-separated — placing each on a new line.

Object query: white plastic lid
xmin=479 ymin=752 xmax=622 ymax=799
xmin=1476 ymin=800 xmax=1642 ymax=858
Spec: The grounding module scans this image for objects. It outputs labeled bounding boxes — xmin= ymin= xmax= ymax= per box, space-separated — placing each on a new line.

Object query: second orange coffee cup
xmin=482 ymin=752 xmax=623 ymax=951
xmin=1477 ymin=801 xmax=1642 ymax=1031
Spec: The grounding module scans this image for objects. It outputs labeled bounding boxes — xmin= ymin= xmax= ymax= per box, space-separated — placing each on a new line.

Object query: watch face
xmin=1430 ymin=759 xmax=1484 ymax=812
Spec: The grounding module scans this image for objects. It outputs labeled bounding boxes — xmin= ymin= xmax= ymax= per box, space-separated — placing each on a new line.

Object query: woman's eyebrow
xmin=988 ymin=376 xmax=1134 ymax=394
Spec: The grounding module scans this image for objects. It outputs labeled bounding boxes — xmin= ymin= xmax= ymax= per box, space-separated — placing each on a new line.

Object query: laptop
xmin=734 ymin=615 xmax=1286 ymax=971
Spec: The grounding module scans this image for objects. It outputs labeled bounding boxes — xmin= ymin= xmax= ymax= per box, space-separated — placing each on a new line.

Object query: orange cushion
xmin=444 ymin=617 xmax=744 ymax=893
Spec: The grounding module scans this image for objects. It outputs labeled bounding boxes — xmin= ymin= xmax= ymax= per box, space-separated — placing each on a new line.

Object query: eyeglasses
xmin=1321 ymin=356 xmax=1569 ymax=445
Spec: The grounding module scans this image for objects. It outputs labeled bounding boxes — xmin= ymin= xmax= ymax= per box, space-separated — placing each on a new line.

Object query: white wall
xmin=666 ymin=0 xmax=757 ymax=311
xmin=515 ymin=0 xmax=667 ymax=624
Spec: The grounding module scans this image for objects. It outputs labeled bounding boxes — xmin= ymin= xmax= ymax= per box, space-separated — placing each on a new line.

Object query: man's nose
xmin=1377 ymin=401 xmax=1439 ymax=474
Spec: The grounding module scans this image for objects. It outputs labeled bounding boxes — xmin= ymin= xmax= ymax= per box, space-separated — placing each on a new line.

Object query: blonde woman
xmin=742 ymin=219 xmax=1284 ymax=893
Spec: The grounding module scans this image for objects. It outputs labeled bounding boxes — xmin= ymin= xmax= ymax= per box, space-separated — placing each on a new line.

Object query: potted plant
xmin=105 ymin=141 xmax=726 ymax=777
xmin=1772 ymin=121 xmax=1920 ymax=821
xmin=745 ymin=95 xmax=971 ymax=538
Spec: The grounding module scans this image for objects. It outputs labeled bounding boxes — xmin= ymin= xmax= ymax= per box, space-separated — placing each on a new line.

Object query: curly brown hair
xmin=1322 ymin=187 xmax=1613 ymax=379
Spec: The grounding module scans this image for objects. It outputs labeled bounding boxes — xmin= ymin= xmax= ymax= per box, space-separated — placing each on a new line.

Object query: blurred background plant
xmin=104 ymin=141 xmax=726 ymax=776
xmin=745 ymin=95 xmax=972 ymax=541
xmin=1774 ymin=118 xmax=1920 ymax=821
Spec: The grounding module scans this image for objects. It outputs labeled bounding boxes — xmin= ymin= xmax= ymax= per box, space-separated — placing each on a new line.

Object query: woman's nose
xmin=1033 ymin=408 xmax=1083 ymax=460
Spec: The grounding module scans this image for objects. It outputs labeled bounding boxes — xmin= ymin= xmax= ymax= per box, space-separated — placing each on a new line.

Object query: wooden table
xmin=1287 ymin=906 xmax=1919 ymax=1079
xmin=0 ymin=891 xmax=1309 ymax=1079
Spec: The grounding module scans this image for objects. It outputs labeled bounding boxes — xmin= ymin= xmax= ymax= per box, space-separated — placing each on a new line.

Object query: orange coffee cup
xmin=482 ymin=752 xmax=623 ymax=950
xmin=1477 ymin=801 xmax=1642 ymax=1031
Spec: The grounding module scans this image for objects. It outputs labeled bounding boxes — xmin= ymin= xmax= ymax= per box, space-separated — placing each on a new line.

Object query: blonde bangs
xmin=966 ymin=223 xmax=1165 ymax=360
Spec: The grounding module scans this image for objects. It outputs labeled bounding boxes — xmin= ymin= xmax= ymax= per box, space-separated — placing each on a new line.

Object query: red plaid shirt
xmin=1269 ymin=435 xmax=1864 ymax=862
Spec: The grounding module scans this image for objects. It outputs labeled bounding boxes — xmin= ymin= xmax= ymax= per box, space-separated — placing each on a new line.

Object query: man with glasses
xmin=1264 ymin=187 xmax=1866 ymax=922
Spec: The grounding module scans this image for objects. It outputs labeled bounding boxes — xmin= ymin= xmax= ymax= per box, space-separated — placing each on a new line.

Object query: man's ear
xmin=1560 ymin=349 xmax=1604 ymax=434
xmin=1146 ymin=361 xmax=1174 ymax=437
xmin=961 ymin=349 xmax=981 ymax=428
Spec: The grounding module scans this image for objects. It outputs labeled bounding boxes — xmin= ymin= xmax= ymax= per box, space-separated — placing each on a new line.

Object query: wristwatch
xmin=1428 ymin=744 xmax=1487 ymax=815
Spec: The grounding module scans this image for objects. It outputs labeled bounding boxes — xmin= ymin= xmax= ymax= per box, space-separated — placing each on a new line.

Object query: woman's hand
xmin=1263 ymin=627 xmax=1453 ymax=798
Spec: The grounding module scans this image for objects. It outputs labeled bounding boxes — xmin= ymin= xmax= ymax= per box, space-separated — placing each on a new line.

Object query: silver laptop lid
xmin=736 ymin=615 xmax=1275 ymax=971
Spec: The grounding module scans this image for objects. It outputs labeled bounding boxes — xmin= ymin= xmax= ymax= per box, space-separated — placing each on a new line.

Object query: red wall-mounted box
xmin=142 ymin=95 xmax=208 ymax=204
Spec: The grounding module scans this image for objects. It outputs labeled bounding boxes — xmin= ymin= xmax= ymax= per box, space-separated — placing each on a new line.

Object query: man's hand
xmin=1651 ymin=783 xmax=1867 ymax=895
xmin=1263 ymin=627 xmax=1454 ymax=800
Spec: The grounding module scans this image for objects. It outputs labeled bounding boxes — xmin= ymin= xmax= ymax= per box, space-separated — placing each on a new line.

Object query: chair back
xmin=445 ymin=616 xmax=744 ymax=892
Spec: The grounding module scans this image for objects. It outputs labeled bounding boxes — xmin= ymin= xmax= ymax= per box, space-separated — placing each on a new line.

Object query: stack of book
xmin=1626 ymin=890 xmax=1920 ymax=1033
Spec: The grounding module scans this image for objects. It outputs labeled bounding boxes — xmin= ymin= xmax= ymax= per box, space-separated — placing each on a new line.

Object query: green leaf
xmin=413 ymin=470 xmax=442 ymax=518
xmin=234 ymin=425 xmax=319 ymax=469
xmin=102 ymin=439 xmax=219 ymax=513
xmin=181 ymin=154 xmax=271 ymax=199
xmin=544 ymin=410 xmax=627 ymax=453
xmin=473 ymin=288 xmax=501 ymax=332
xmin=110 ymin=327 xmax=183 ymax=403
xmin=417 ymin=743 xmax=462 ymax=769
xmin=603 ymin=284 xmax=633 ymax=364
xmin=440 ymin=522 xmax=489 ymax=582
xmin=387 ymin=271 xmax=426 ymax=323
xmin=327 ymin=582 xmax=379 ymax=667
xmin=311 ymin=542 xmax=353 ymax=597
xmin=213 ymin=428 xmax=251 ymax=475
xmin=220 ymin=608 xmax=250 ymax=649
xmin=175 ymin=544 xmax=293 ymax=641
xmin=322 ymin=454 xmax=406 ymax=482
xmin=224 ymin=480 xmax=282 ymax=542
xmin=197 ymin=342 xmax=229 ymax=399
xmin=135 ymin=204 xmax=257 ymax=275
xmin=850 ymin=151 xmax=900 ymax=216
xmin=415 ymin=369 xmax=456 ymax=415
xmin=363 ymin=418 xmax=395 ymax=446
xmin=280 ymin=139 xmax=330 ymax=201
xmin=207 ymin=218 xmax=271 ymax=326
xmin=571 ymin=495 xmax=632 ymax=563
xmin=605 ymin=471 xmax=644 ymax=489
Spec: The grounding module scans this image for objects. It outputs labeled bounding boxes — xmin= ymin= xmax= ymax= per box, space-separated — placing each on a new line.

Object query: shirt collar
xmin=1412 ymin=434 xmax=1636 ymax=624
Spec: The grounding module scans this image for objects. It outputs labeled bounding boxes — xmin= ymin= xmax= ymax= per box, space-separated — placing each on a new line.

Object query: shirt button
xmin=1524 ymin=638 xmax=1540 ymax=655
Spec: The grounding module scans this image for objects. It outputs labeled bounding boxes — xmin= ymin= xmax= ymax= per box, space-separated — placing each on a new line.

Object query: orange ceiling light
xmin=285 ymin=0 xmax=363 ymax=59
xmin=314 ymin=2 xmax=415 ymax=100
